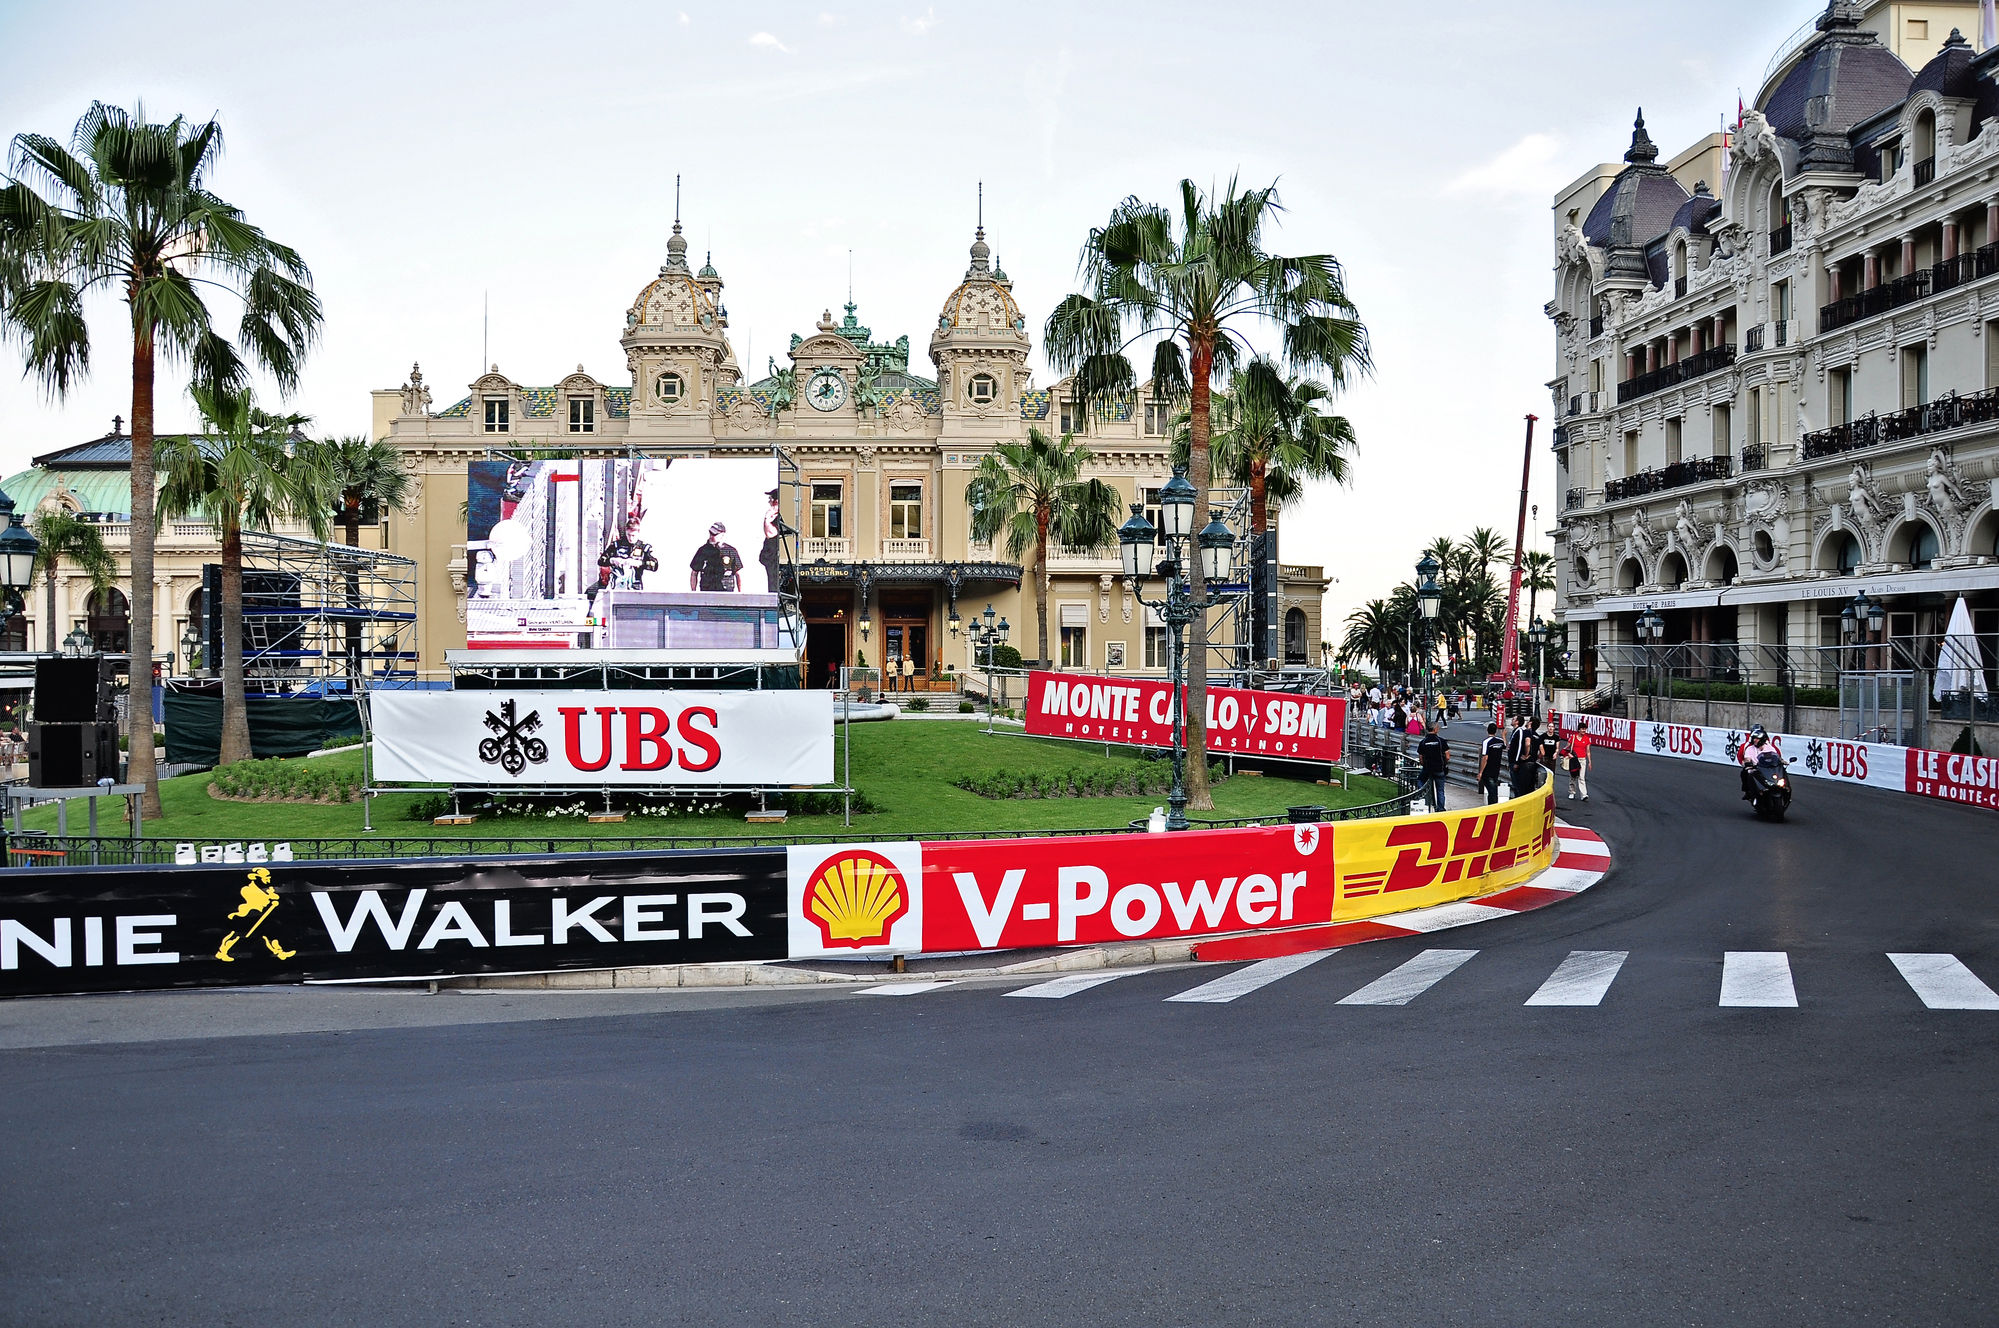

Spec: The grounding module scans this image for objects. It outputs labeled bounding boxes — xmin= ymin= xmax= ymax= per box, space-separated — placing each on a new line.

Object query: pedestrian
xmin=1477 ymin=721 xmax=1506 ymax=805
xmin=1560 ymin=725 xmax=1592 ymax=801
xmin=1506 ymin=715 xmax=1540 ymax=796
xmin=901 ymin=655 xmax=916 ymax=692
xmin=1434 ymin=691 xmax=1448 ymax=728
xmin=1416 ymin=720 xmax=1450 ymax=812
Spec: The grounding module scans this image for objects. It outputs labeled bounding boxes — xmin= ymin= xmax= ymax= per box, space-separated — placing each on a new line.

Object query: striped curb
xmin=1190 ymin=821 xmax=1613 ymax=963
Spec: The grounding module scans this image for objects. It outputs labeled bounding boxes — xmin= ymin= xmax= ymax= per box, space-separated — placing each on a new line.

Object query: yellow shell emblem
xmin=805 ymin=851 xmax=910 ymax=948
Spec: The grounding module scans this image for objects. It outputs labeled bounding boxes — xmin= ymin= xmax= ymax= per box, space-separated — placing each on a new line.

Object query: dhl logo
xmin=1341 ymin=809 xmax=1548 ymax=898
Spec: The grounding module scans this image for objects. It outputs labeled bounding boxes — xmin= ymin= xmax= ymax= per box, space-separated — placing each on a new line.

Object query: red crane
xmin=1493 ymin=414 xmax=1536 ymax=694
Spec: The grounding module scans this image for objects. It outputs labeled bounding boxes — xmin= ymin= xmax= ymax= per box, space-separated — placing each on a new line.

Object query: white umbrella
xmin=1933 ymin=596 xmax=1988 ymax=700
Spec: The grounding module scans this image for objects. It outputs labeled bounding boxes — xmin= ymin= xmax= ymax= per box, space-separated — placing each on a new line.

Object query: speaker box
xmin=35 ymin=657 xmax=114 ymax=723
xmin=28 ymin=722 xmax=119 ymax=788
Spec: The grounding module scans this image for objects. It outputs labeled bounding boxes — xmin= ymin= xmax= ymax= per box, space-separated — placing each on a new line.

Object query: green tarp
xmin=163 ymin=688 xmax=364 ymax=766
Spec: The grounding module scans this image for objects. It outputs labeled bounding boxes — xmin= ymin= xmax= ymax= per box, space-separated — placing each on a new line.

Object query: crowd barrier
xmin=1553 ymin=712 xmax=1999 ymax=811
xmin=0 ymin=785 xmax=1556 ymax=998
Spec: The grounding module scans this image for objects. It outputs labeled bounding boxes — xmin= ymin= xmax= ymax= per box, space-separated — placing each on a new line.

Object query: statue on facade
xmin=1674 ymin=498 xmax=1710 ymax=554
xmin=1846 ymin=463 xmax=1887 ymax=541
xmin=399 ymin=364 xmax=432 ymax=417
xmin=1924 ymin=447 xmax=1972 ymax=525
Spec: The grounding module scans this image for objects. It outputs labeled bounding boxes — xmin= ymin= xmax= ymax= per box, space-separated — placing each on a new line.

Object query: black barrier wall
xmin=0 ymin=848 xmax=787 ymax=998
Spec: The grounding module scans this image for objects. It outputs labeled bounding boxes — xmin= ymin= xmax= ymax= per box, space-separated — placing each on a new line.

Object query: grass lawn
xmin=17 ymin=720 xmax=1400 ymax=846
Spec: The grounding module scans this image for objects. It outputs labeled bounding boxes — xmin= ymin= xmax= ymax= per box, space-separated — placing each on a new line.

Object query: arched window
xmin=1915 ymin=110 xmax=1937 ymax=177
xmin=1832 ymin=532 xmax=1863 ymax=575
xmin=1283 ymin=608 xmax=1308 ymax=665
xmin=87 ymin=587 xmax=129 ymax=653
xmin=1898 ymin=522 xmax=1939 ymax=569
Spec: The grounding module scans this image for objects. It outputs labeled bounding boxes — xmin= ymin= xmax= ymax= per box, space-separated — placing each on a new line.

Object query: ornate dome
xmin=1760 ymin=2 xmax=1910 ymax=171
xmin=935 ymin=227 xmax=1026 ymax=338
xmin=1911 ymin=28 xmax=1978 ymax=101
xmin=626 ymin=223 xmax=720 ymax=334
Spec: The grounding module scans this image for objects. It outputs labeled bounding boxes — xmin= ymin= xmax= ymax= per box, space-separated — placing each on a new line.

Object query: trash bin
xmin=1286 ymin=805 xmax=1326 ymax=823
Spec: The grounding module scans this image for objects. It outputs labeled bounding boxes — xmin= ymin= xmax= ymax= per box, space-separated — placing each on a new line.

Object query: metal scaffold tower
xmin=232 ymin=531 xmax=419 ymax=694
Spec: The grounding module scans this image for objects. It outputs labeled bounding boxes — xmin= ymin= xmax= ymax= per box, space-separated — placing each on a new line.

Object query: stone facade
xmin=372 ymin=222 xmax=1329 ymax=685
xmin=1550 ymin=0 xmax=1999 ymax=682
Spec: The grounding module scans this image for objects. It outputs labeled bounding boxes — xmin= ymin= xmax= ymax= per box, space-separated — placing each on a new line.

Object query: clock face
xmin=807 ymin=369 xmax=848 ymax=411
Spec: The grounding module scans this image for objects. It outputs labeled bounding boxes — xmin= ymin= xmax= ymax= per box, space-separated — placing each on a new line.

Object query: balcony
xmin=1929 ymin=241 xmax=1999 ymax=295
xmin=1800 ymin=385 xmax=1999 ymax=460
xmin=1589 ymin=316 xmax=1604 ymax=339
xmin=1617 ymin=343 xmax=1736 ymax=405
xmin=880 ymin=538 xmax=931 ymax=560
xmin=1741 ymin=444 xmax=1766 ymax=473
xmin=1553 ymin=425 xmax=1570 ymax=449
xmin=1048 ymin=544 xmax=1117 ymax=568
xmin=1770 ymin=223 xmax=1793 ymax=255
xmin=801 ymin=537 xmax=851 ymax=559
xmin=1822 ymin=269 xmax=1930 ymax=333
xmin=1745 ymin=324 xmax=1764 ymax=352
xmin=1603 ymin=455 xmax=1732 ymax=502
xmin=1914 ymin=156 xmax=1936 ymax=187
xmin=1564 ymin=487 xmax=1585 ymax=511
xmin=1674 ymin=275 xmax=1688 ymax=298
xmin=1568 ymin=395 xmax=1582 ymax=416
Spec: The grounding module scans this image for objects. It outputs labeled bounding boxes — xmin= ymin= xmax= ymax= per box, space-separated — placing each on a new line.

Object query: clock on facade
xmin=806 ymin=368 xmax=848 ymax=411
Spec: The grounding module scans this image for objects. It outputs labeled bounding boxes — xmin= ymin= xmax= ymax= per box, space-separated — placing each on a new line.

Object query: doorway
xmin=806 ymin=621 xmax=847 ymax=689
xmin=884 ymin=622 xmax=928 ymax=689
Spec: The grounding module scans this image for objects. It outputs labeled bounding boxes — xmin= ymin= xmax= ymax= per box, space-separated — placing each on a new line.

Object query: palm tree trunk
xmin=42 ymin=563 xmax=58 ymax=653
xmin=1034 ymin=508 xmax=1051 ymax=669
xmin=1250 ymin=458 xmax=1270 ymax=672
xmin=1184 ymin=336 xmax=1215 ymax=812
xmin=218 ymin=523 xmax=252 ymax=766
xmin=126 ymin=322 xmax=162 ymax=817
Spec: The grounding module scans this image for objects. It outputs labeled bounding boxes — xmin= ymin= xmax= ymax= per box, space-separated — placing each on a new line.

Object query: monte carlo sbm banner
xmin=1023 ymin=670 xmax=1345 ymax=763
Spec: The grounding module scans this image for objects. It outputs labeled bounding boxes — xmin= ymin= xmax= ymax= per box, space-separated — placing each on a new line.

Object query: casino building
xmin=371 ymin=219 xmax=1331 ymax=686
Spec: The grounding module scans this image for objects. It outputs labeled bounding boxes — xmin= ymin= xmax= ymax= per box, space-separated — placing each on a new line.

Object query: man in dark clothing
xmin=1415 ymin=721 xmax=1450 ymax=812
xmin=599 ymin=532 xmax=658 ymax=591
xmin=1477 ymin=721 xmax=1506 ymax=804
xmin=689 ymin=522 xmax=746 ymax=592
xmin=1506 ymin=715 xmax=1541 ymax=796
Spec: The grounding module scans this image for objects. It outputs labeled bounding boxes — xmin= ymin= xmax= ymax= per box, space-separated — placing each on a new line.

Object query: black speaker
xmin=34 ymin=657 xmax=114 ymax=723
xmin=28 ymin=722 xmax=118 ymax=788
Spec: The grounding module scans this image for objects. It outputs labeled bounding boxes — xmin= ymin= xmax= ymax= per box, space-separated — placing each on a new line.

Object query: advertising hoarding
xmin=1021 ymin=670 xmax=1345 ymax=763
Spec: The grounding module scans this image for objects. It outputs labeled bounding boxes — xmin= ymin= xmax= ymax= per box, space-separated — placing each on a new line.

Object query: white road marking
xmin=1163 ymin=951 xmax=1337 ymax=1004
xmin=1887 ymin=953 xmax=1999 ymax=1010
xmin=1378 ymin=902 xmax=1516 ymax=933
xmin=1004 ymin=972 xmax=1131 ymax=999
xmin=1720 ymin=952 xmax=1797 ymax=1007
xmin=1524 ymin=951 xmax=1629 ymax=1006
xmin=1533 ymin=867 xmax=1604 ymax=893
xmin=858 ymin=980 xmax=954 ymax=996
xmin=1336 ymin=949 xmax=1479 ymax=1006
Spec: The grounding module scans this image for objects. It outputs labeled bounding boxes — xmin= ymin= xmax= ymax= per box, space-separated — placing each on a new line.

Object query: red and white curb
xmin=1192 ymin=821 xmax=1613 ymax=963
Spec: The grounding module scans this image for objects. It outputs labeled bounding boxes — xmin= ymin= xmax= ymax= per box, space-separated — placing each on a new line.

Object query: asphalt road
xmin=4 ymin=737 xmax=1997 ymax=1326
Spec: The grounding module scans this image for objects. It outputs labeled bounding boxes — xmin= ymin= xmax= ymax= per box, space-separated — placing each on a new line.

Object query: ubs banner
xmin=1022 ymin=671 xmax=1345 ymax=763
xmin=371 ymin=690 xmax=833 ymax=787
xmin=0 ymin=850 xmax=786 ymax=998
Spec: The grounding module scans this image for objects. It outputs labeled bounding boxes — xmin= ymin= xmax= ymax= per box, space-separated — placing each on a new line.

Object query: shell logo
xmin=803 ymin=850 xmax=910 ymax=948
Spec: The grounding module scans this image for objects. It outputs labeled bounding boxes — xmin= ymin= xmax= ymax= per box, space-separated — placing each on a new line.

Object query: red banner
xmin=1021 ymin=671 xmax=1345 ymax=762
xmin=1906 ymin=748 xmax=1999 ymax=810
xmin=919 ymin=822 xmax=1335 ymax=951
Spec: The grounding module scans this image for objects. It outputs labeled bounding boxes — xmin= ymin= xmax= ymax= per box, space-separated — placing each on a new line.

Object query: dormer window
xmin=569 ymin=397 xmax=595 ymax=433
xmin=968 ymin=373 xmax=996 ymax=404
xmin=655 ymin=371 xmax=684 ymax=404
xmin=484 ymin=398 xmax=509 ymax=433
xmin=1059 ymin=400 xmax=1074 ymax=433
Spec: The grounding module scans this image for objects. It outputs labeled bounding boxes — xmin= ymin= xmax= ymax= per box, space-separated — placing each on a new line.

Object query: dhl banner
xmin=1022 ymin=670 xmax=1345 ymax=763
xmin=1552 ymin=712 xmax=1997 ymax=808
xmin=781 ymin=784 xmax=1557 ymax=959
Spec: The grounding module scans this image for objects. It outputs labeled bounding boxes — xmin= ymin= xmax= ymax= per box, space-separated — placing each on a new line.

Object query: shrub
xmin=908 ymin=695 xmax=930 ymax=712
xmin=404 ymin=792 xmax=453 ymax=821
xmin=958 ymin=700 xmax=975 ymax=713
xmin=989 ymin=644 xmax=1022 ymax=669
xmin=953 ymin=761 xmax=1229 ymax=800
xmin=210 ymin=757 xmax=358 ymax=804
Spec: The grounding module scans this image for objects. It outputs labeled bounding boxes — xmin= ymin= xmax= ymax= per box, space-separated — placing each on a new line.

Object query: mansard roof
xmin=1669 ymin=182 xmax=1720 ymax=238
xmin=1582 ymin=112 xmax=1689 ymax=261
xmin=1911 ymin=29 xmax=1979 ymax=100
xmin=1761 ymin=3 xmax=1911 ymax=170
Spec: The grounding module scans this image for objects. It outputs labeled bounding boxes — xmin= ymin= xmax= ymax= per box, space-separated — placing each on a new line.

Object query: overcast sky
xmin=0 ymin=0 xmax=1812 ymax=634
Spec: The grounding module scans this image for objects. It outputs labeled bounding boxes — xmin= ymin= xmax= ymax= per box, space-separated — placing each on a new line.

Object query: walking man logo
xmin=215 ymin=868 xmax=296 ymax=962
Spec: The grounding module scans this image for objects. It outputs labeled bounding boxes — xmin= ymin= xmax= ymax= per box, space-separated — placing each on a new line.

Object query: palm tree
xmin=0 ymin=103 xmax=322 ymax=816
xmin=966 ymin=427 xmax=1122 ymax=669
xmin=27 ymin=508 xmax=116 ymax=654
xmin=321 ymin=435 xmax=414 ymax=547
xmin=1340 ymin=598 xmax=1409 ymax=676
xmin=1522 ymin=549 xmax=1557 ymax=627
xmin=157 ymin=389 xmax=331 ymax=765
xmin=1045 ymin=178 xmax=1370 ymax=808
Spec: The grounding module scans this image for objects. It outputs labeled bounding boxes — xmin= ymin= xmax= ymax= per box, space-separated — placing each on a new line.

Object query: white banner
xmin=371 ymin=690 xmax=833 ymax=786
xmin=1556 ymin=713 xmax=1908 ymax=793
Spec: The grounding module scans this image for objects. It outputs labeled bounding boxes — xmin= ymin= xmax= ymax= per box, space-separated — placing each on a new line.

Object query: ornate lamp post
xmin=1415 ymin=552 xmax=1442 ymax=718
xmin=0 ymin=490 xmax=39 ymax=639
xmin=966 ymin=603 xmax=1010 ymax=729
xmin=1637 ymin=605 xmax=1666 ymax=719
xmin=63 ymin=623 xmax=94 ymax=658
xmin=179 ymin=624 xmax=202 ymax=678
xmin=1120 ymin=467 xmax=1234 ymax=832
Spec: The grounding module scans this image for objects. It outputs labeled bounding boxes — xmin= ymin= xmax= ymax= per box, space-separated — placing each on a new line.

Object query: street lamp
xmin=1415 ymin=552 xmax=1442 ymax=716
xmin=1529 ymin=617 xmax=1549 ymax=720
xmin=966 ymin=602 xmax=1011 ymax=729
xmin=1637 ymin=605 xmax=1666 ymax=719
xmin=63 ymin=623 xmax=94 ymax=658
xmin=1121 ymin=475 xmax=1239 ymax=832
xmin=180 ymin=623 xmax=202 ymax=677
xmin=0 ymin=489 xmax=39 ymax=596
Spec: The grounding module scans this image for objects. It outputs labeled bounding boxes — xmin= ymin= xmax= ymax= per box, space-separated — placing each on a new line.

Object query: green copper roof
xmin=0 ymin=467 xmax=135 ymax=518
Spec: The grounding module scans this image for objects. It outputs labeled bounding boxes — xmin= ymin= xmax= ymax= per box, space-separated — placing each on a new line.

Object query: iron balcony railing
xmin=1914 ymin=156 xmax=1937 ymax=187
xmin=1603 ymin=454 xmax=1732 ymax=502
xmin=1568 ymin=395 xmax=1582 ymax=416
xmin=1617 ymin=343 xmax=1736 ymax=405
xmin=1741 ymin=443 xmax=1767 ymax=473
xmin=1800 ymin=385 xmax=1999 ymax=460
xmin=1821 ymin=270 xmax=1931 ymax=333
xmin=1745 ymin=324 xmax=1765 ymax=352
xmin=1565 ymin=487 xmax=1586 ymax=511
xmin=1775 ymin=319 xmax=1789 ymax=347
xmin=1770 ymin=223 xmax=1793 ymax=255
xmin=1929 ymin=241 xmax=1999 ymax=295
xmin=1589 ymin=316 xmax=1605 ymax=339
xmin=1674 ymin=275 xmax=1688 ymax=298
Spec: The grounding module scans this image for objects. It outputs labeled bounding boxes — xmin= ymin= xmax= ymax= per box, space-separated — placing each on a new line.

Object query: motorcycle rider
xmin=1738 ymin=724 xmax=1781 ymax=799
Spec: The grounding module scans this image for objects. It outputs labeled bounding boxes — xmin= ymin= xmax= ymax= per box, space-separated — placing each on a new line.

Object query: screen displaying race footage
xmin=465 ymin=457 xmax=784 ymax=647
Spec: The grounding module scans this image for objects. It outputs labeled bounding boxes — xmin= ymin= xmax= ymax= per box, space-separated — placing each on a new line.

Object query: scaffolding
xmin=232 ymin=530 xmax=419 ymax=694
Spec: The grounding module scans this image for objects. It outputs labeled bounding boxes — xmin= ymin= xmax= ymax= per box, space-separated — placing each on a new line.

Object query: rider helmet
xmin=1748 ymin=724 xmax=1768 ymax=742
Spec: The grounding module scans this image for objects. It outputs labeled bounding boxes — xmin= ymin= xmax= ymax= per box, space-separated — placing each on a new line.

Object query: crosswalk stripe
xmin=1005 ymin=972 xmax=1132 ymax=1000
xmin=1164 ymin=950 xmax=1337 ymax=1004
xmin=858 ymin=980 xmax=954 ymax=996
xmin=1524 ymin=951 xmax=1629 ymax=1006
xmin=1887 ymin=953 xmax=1999 ymax=1010
xmin=1720 ymin=952 xmax=1797 ymax=1007
xmin=1336 ymin=949 xmax=1479 ymax=1006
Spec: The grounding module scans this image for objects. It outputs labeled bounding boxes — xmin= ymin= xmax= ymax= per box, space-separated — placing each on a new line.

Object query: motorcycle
xmin=1743 ymin=751 xmax=1796 ymax=822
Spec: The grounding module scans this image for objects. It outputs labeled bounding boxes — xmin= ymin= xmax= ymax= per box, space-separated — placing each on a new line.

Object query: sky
xmin=0 ymin=0 xmax=1813 ymax=638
